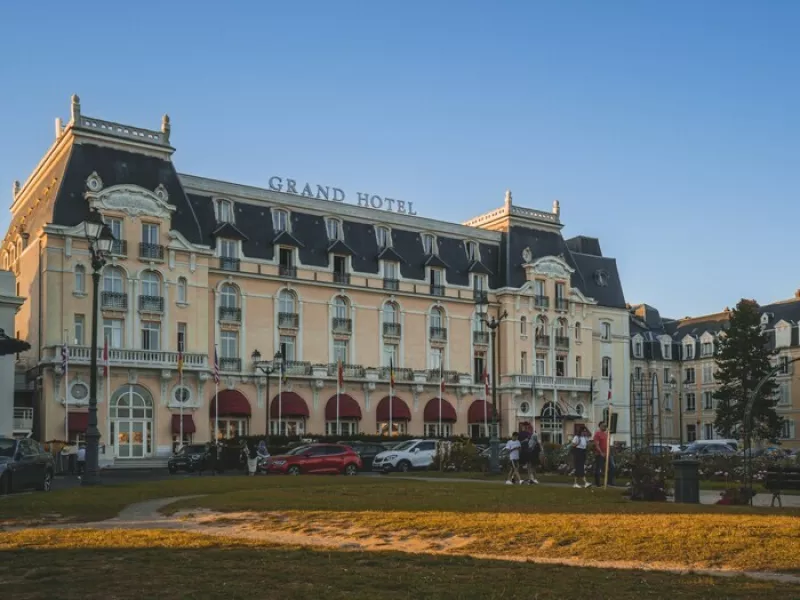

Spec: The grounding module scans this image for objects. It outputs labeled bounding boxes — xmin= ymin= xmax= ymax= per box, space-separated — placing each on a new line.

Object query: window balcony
xmin=220 ymin=257 xmax=240 ymax=272
xmin=427 ymin=369 xmax=459 ymax=383
xmin=535 ymin=335 xmax=551 ymax=348
xmin=138 ymin=295 xmax=164 ymax=312
xmin=383 ymin=278 xmax=399 ymax=291
xmin=110 ymin=239 xmax=128 ymax=257
xmin=473 ymin=331 xmax=490 ymax=345
xmin=555 ymin=298 xmax=569 ymax=311
xmin=555 ymin=336 xmax=570 ymax=349
xmin=55 ymin=345 xmax=208 ymax=369
xmin=430 ymin=284 xmax=445 ymax=297
xmin=473 ymin=289 xmax=488 ymax=304
xmin=332 ymin=317 xmax=352 ymax=333
xmin=279 ymin=265 xmax=297 ymax=278
xmin=333 ymin=272 xmax=351 ymax=285
xmin=219 ymin=306 xmax=242 ymax=322
xmin=278 ymin=312 xmax=299 ymax=329
xmin=429 ymin=327 xmax=448 ymax=342
xmin=219 ymin=357 xmax=242 ymax=372
xmin=101 ymin=291 xmax=128 ymax=310
xmin=383 ymin=322 xmax=402 ymax=338
xmin=13 ymin=407 xmax=33 ymax=433
xmin=511 ymin=374 xmax=593 ymax=392
xmin=327 ymin=363 xmax=365 ymax=378
xmin=139 ymin=242 xmax=164 ymax=261
xmin=534 ymin=295 xmax=549 ymax=309
xmin=284 ymin=361 xmax=312 ymax=376
xmin=380 ymin=366 xmax=413 ymax=381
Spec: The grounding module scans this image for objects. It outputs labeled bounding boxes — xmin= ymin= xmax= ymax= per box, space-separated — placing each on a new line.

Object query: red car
xmin=266 ymin=443 xmax=362 ymax=475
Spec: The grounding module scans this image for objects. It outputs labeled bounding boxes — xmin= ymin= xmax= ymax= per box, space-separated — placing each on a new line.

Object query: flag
xmin=389 ymin=358 xmax=395 ymax=387
xmin=212 ymin=347 xmax=220 ymax=384
xmin=61 ymin=342 xmax=68 ymax=372
xmin=103 ymin=338 xmax=109 ymax=377
xmin=483 ymin=367 xmax=489 ymax=398
xmin=589 ymin=376 xmax=594 ymax=398
xmin=337 ymin=360 xmax=344 ymax=388
xmin=177 ymin=350 xmax=184 ymax=375
xmin=281 ymin=359 xmax=288 ymax=385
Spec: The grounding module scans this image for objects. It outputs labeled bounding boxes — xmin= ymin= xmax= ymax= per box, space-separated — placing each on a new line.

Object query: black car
xmin=168 ymin=444 xmax=210 ymax=473
xmin=337 ymin=441 xmax=387 ymax=470
xmin=0 ymin=437 xmax=55 ymax=494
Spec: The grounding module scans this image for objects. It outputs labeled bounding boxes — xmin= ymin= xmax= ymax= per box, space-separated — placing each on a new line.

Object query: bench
xmin=764 ymin=467 xmax=800 ymax=507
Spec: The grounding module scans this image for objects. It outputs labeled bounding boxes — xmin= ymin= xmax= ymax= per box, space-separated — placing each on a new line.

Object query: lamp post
xmin=475 ymin=295 xmax=507 ymax=474
xmin=251 ymin=349 xmax=283 ymax=443
xmin=82 ymin=208 xmax=115 ymax=487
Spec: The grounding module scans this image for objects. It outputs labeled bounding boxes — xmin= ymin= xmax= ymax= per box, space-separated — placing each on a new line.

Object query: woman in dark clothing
xmin=570 ymin=426 xmax=591 ymax=488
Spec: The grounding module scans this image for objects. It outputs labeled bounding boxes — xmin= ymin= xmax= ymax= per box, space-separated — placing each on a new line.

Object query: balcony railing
xmin=379 ymin=366 xmax=414 ymax=381
xmin=139 ymin=242 xmax=164 ymax=261
xmin=284 ymin=361 xmax=312 ymax=376
xmin=138 ymin=295 xmax=164 ymax=312
xmin=327 ymin=363 xmax=366 ymax=378
xmin=535 ymin=335 xmax=550 ymax=348
xmin=427 ymin=369 xmax=460 ymax=383
xmin=534 ymin=295 xmax=549 ymax=309
xmin=57 ymin=346 xmax=208 ymax=369
xmin=473 ymin=289 xmax=488 ymax=303
xmin=429 ymin=327 xmax=448 ymax=342
xmin=430 ymin=284 xmax=445 ymax=297
xmin=13 ymin=407 xmax=33 ymax=432
xmin=278 ymin=312 xmax=299 ymax=329
xmin=555 ymin=298 xmax=569 ymax=311
xmin=219 ymin=306 xmax=242 ymax=322
xmin=110 ymin=239 xmax=127 ymax=257
xmin=219 ymin=257 xmax=240 ymax=272
xmin=279 ymin=265 xmax=297 ymax=278
xmin=332 ymin=317 xmax=352 ymax=333
xmin=512 ymin=374 xmax=593 ymax=392
xmin=219 ymin=357 xmax=242 ymax=372
xmin=473 ymin=331 xmax=490 ymax=345
xmin=383 ymin=278 xmax=399 ymax=291
xmin=101 ymin=291 xmax=128 ymax=310
xmin=333 ymin=272 xmax=351 ymax=285
xmin=555 ymin=336 xmax=570 ymax=349
xmin=383 ymin=322 xmax=402 ymax=338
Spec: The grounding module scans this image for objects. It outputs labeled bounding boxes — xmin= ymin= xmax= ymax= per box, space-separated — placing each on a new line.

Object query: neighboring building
xmin=0 ymin=269 xmax=26 ymax=437
xmin=1 ymin=96 xmax=631 ymax=463
xmin=629 ymin=299 xmax=800 ymax=449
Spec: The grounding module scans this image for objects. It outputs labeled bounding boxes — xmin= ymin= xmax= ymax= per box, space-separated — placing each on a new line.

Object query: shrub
xmin=431 ymin=438 xmax=486 ymax=472
xmin=624 ymin=451 xmax=670 ymax=502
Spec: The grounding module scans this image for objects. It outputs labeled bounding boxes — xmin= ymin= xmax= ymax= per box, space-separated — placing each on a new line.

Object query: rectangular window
xmin=376 ymin=227 xmax=390 ymax=248
xmin=272 ymin=210 xmax=289 ymax=232
xmin=685 ymin=368 xmax=695 ymax=384
xmin=536 ymin=353 xmax=546 ymax=376
xmin=219 ymin=239 xmax=237 ymax=258
xmin=326 ymin=219 xmax=341 ymax=241
xmin=702 ymin=342 xmax=713 ymax=356
xmin=686 ymin=424 xmax=697 ymax=443
xmin=601 ymin=322 xmax=611 ymax=341
xmin=75 ymin=266 xmax=85 ymax=294
xmin=279 ymin=247 xmax=293 ymax=268
xmin=103 ymin=319 xmax=123 ymax=349
xmin=280 ymin=335 xmax=296 ymax=362
xmin=780 ymin=419 xmax=796 ymax=440
xmin=141 ymin=321 xmax=161 ymax=351
xmin=685 ymin=393 xmax=696 ymax=411
xmin=778 ymin=356 xmax=790 ymax=375
xmin=466 ymin=241 xmax=478 ymax=261
xmin=778 ymin=383 xmax=790 ymax=406
xmin=105 ymin=217 xmax=123 ymax=241
xmin=575 ymin=355 xmax=582 ymax=377
xmin=704 ymin=423 xmax=714 ymax=440
xmin=383 ymin=344 xmax=399 ymax=368
xmin=634 ymin=366 xmax=642 ymax=380
xmin=430 ymin=268 xmax=443 ymax=286
xmin=217 ymin=201 xmax=234 ymax=223
xmin=664 ymin=392 xmax=673 ymax=411
xmin=177 ymin=322 xmax=187 ymax=353
xmin=664 ymin=367 xmax=671 ymax=384
xmin=142 ymin=223 xmax=159 ymax=245
xmin=684 ymin=343 xmax=694 ymax=359
xmin=534 ymin=280 xmax=545 ymax=297
xmin=520 ymin=351 xmax=527 ymax=374
xmin=473 ymin=353 xmax=485 ymax=384
xmin=74 ymin=314 xmax=85 ymax=346
xmin=555 ymin=282 xmax=566 ymax=299
xmin=333 ymin=339 xmax=348 ymax=364
xmin=383 ymin=261 xmax=399 ymax=280
xmin=333 ymin=255 xmax=347 ymax=275
xmin=422 ymin=234 xmax=435 ymax=254
xmin=220 ymin=331 xmax=238 ymax=358
xmin=634 ymin=341 xmax=643 ymax=357
xmin=663 ymin=344 xmax=671 ymax=359
xmin=555 ymin=354 xmax=566 ymax=377
xmin=429 ymin=347 xmax=443 ymax=370
xmin=702 ymin=365 xmax=713 ymax=383
xmin=703 ymin=391 xmax=714 ymax=410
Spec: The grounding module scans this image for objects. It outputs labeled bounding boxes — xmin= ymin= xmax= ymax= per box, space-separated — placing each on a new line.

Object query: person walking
xmin=571 ymin=426 xmax=591 ymax=488
xmin=504 ymin=432 xmax=522 ymax=485
xmin=517 ymin=425 xmax=532 ymax=483
xmin=76 ymin=444 xmax=86 ymax=478
xmin=527 ymin=428 xmax=542 ymax=484
xmin=592 ymin=421 xmax=615 ymax=487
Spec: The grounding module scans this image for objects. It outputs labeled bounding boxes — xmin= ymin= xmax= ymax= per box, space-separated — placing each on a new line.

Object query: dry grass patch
xmin=1 ymin=529 xmax=797 ymax=600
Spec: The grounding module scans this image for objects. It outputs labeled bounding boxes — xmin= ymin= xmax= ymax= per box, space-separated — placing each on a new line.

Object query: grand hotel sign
xmin=268 ymin=175 xmax=418 ymax=216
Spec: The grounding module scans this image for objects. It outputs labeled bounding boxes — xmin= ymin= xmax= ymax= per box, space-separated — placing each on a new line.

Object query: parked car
xmin=337 ymin=441 xmax=386 ymax=470
xmin=0 ymin=437 xmax=55 ymax=494
xmin=266 ymin=443 xmax=362 ymax=475
xmin=372 ymin=439 xmax=438 ymax=473
xmin=679 ymin=442 xmax=737 ymax=457
xmin=168 ymin=444 xmax=210 ymax=474
xmin=642 ymin=444 xmax=682 ymax=455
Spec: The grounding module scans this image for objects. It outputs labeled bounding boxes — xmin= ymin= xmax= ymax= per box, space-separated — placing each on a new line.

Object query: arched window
xmin=383 ymin=301 xmax=398 ymax=324
xmin=541 ymin=401 xmax=563 ymax=420
xmin=177 ymin=277 xmax=188 ymax=303
xmin=535 ymin=315 xmax=548 ymax=338
xmin=141 ymin=271 xmax=161 ymax=297
xmin=520 ymin=316 xmax=527 ymax=335
xmin=220 ymin=283 xmax=238 ymax=308
xmin=278 ymin=289 xmax=296 ymax=314
xmin=430 ymin=306 xmax=444 ymax=329
xmin=556 ymin=318 xmax=568 ymax=338
xmin=602 ymin=356 xmax=611 ymax=378
xmin=74 ymin=264 xmax=86 ymax=294
xmin=103 ymin=266 xmax=124 ymax=293
xmin=574 ymin=321 xmax=581 ymax=342
xmin=333 ymin=295 xmax=349 ymax=319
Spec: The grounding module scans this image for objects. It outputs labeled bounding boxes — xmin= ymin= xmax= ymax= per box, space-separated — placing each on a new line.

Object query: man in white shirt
xmin=76 ymin=444 xmax=86 ymax=478
xmin=504 ymin=432 xmax=522 ymax=485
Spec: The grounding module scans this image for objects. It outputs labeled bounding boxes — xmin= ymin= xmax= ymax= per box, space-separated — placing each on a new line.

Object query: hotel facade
xmin=3 ymin=97 xmax=631 ymax=462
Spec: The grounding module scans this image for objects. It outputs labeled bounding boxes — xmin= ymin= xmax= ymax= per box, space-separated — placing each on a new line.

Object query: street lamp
xmin=82 ymin=208 xmax=115 ymax=487
xmin=475 ymin=295 xmax=507 ymax=474
xmin=251 ymin=349 xmax=283 ymax=441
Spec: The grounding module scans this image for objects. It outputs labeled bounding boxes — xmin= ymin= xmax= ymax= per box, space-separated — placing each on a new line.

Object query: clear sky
xmin=1 ymin=1 xmax=798 ymax=318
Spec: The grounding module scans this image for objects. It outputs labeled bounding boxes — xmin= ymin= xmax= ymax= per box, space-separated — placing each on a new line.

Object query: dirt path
xmin=6 ymin=495 xmax=799 ymax=586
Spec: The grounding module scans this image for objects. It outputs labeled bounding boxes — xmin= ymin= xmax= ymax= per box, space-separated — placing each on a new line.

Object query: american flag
xmin=61 ymin=342 xmax=68 ymax=371
xmin=213 ymin=347 xmax=220 ymax=384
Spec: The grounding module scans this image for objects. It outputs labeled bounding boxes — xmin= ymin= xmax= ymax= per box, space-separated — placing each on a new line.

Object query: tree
xmin=713 ymin=299 xmax=783 ymax=442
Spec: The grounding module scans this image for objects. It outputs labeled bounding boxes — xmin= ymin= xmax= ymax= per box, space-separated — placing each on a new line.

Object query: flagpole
xmin=278 ymin=362 xmax=283 ymax=435
xmin=63 ymin=330 xmax=69 ymax=444
xmin=604 ymin=374 xmax=613 ymax=489
xmin=389 ymin=359 xmax=393 ymax=437
xmin=483 ymin=368 xmax=488 ymax=435
xmin=439 ymin=359 xmax=443 ymax=437
xmin=336 ymin=360 xmax=341 ymax=436
xmin=179 ymin=361 xmax=184 ymax=450
xmin=104 ymin=338 xmax=110 ymax=456
xmin=213 ymin=345 xmax=219 ymax=442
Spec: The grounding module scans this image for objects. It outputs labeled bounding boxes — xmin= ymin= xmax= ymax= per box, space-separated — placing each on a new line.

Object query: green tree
xmin=713 ymin=299 xmax=783 ymax=442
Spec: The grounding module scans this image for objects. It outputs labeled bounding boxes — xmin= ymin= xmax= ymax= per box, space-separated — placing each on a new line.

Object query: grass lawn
xmin=1 ymin=529 xmax=797 ymax=600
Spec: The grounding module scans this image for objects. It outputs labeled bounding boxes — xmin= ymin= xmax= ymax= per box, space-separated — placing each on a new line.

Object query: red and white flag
xmin=102 ymin=337 xmax=109 ymax=377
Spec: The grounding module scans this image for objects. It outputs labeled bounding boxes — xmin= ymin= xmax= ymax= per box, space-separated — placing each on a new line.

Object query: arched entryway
xmin=467 ymin=399 xmax=496 ymax=439
xmin=325 ymin=394 xmax=362 ymax=435
xmin=110 ymin=384 xmax=154 ymax=459
xmin=376 ymin=395 xmax=411 ymax=436
xmin=539 ymin=401 xmax=564 ymax=444
xmin=270 ymin=392 xmax=310 ymax=436
xmin=423 ymin=397 xmax=457 ymax=437
xmin=210 ymin=389 xmax=251 ymax=439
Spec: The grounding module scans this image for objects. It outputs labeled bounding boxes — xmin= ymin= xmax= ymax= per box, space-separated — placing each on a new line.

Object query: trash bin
xmin=673 ymin=459 xmax=700 ymax=503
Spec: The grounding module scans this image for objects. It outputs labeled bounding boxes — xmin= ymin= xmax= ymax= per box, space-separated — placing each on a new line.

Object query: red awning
xmin=423 ymin=398 xmax=457 ymax=422
xmin=67 ymin=412 xmax=88 ymax=432
xmin=467 ymin=400 xmax=495 ymax=423
xmin=171 ymin=414 xmax=196 ymax=434
xmin=270 ymin=392 xmax=310 ymax=418
xmin=209 ymin=389 xmax=252 ymax=417
xmin=376 ymin=395 xmax=411 ymax=421
xmin=325 ymin=394 xmax=363 ymax=420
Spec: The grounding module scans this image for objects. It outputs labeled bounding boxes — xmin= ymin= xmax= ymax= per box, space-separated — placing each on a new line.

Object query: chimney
xmin=55 ymin=117 xmax=63 ymax=139
xmin=70 ymin=94 xmax=81 ymax=124
xmin=552 ymin=199 xmax=561 ymax=219
xmin=504 ymin=189 xmax=512 ymax=211
xmin=161 ymin=114 xmax=171 ymax=143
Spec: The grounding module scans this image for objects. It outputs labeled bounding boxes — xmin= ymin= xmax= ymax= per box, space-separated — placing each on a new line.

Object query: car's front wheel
xmin=287 ymin=466 xmax=301 ymax=476
xmin=396 ymin=460 xmax=411 ymax=473
xmin=344 ymin=464 xmax=358 ymax=476
xmin=168 ymin=465 xmax=178 ymax=474
xmin=37 ymin=470 xmax=53 ymax=492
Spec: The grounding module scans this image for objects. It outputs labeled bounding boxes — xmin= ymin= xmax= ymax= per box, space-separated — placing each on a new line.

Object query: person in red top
xmin=592 ymin=421 xmax=615 ymax=486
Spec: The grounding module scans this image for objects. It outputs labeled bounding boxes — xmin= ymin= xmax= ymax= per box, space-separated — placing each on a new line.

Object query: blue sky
xmin=1 ymin=1 xmax=798 ymax=318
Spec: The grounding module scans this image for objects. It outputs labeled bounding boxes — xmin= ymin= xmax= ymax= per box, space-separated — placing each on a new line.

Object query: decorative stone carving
xmin=413 ymin=370 xmax=427 ymax=384
xmin=522 ymin=246 xmax=533 ymax=264
xmin=189 ymin=253 xmax=197 ymax=273
xmin=161 ymin=369 xmax=172 ymax=381
xmin=154 ymin=183 xmax=169 ymax=203
xmin=198 ymin=371 xmax=210 ymax=382
xmin=127 ymin=369 xmax=138 ymax=385
xmin=311 ymin=365 xmax=328 ymax=378
xmin=312 ymin=379 xmax=325 ymax=390
xmin=363 ymin=381 xmax=376 ymax=392
xmin=86 ymin=172 xmax=103 ymax=193
xmin=86 ymin=184 xmax=176 ymax=220
xmin=531 ymin=256 xmax=573 ymax=279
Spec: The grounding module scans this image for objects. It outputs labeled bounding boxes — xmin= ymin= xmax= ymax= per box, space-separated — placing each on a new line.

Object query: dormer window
xmin=217 ymin=199 xmax=234 ymax=223
xmin=272 ymin=209 xmax=290 ymax=232
xmin=376 ymin=226 xmax=391 ymax=249
xmin=684 ymin=343 xmax=694 ymax=360
xmin=633 ymin=339 xmax=643 ymax=358
xmin=465 ymin=240 xmax=479 ymax=262
xmin=701 ymin=342 xmax=714 ymax=357
xmin=326 ymin=218 xmax=343 ymax=241
xmin=422 ymin=233 xmax=436 ymax=255
xmin=663 ymin=343 xmax=671 ymax=359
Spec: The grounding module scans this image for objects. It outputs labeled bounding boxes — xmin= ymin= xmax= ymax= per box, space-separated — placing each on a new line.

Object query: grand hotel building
xmin=3 ymin=97 xmax=631 ymax=462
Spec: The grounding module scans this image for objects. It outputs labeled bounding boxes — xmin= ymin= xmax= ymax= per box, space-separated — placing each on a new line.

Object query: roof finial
xmin=161 ymin=114 xmax=171 ymax=143
xmin=504 ymin=189 xmax=512 ymax=209
xmin=552 ymin=199 xmax=561 ymax=218
xmin=70 ymin=94 xmax=81 ymax=123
